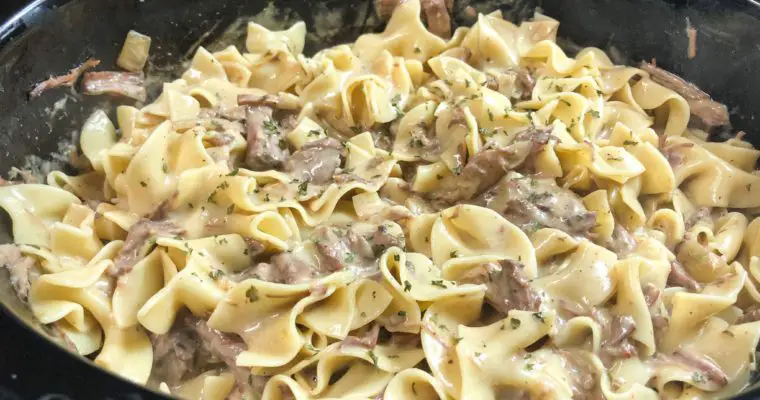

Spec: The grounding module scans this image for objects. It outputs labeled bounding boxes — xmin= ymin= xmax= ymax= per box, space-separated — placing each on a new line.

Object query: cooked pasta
xmin=4 ymin=1 xmax=760 ymax=399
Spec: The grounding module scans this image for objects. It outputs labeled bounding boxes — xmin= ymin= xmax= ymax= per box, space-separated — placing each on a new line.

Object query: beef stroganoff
xmin=3 ymin=1 xmax=760 ymax=399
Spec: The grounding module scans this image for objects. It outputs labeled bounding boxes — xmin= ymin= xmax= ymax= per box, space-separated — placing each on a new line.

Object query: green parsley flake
xmin=532 ymin=312 xmax=545 ymax=323
xmin=298 ymin=181 xmax=309 ymax=196
xmin=245 ymin=285 xmax=259 ymax=303
xmin=263 ymin=119 xmax=280 ymax=135
xmin=430 ymin=280 xmax=447 ymax=289
xmin=510 ymin=317 xmax=521 ymax=330
xmin=403 ymin=280 xmax=412 ymax=292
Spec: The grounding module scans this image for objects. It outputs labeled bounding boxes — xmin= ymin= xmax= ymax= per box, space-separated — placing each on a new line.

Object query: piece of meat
xmin=484 ymin=68 xmax=534 ymax=99
xmin=601 ymin=315 xmax=637 ymax=362
xmin=110 ymin=220 xmax=184 ymax=277
xmin=673 ymin=348 xmax=728 ymax=387
xmin=667 ymin=260 xmax=701 ymax=292
xmin=606 ymin=224 xmax=637 ymax=257
xmin=642 ymin=283 xmax=660 ymax=308
xmin=406 ymin=121 xmax=441 ymax=160
xmin=660 ymin=141 xmax=695 ymax=169
xmin=389 ymin=332 xmax=421 ymax=347
xmin=375 ymin=0 xmax=404 ymax=18
xmin=474 ymin=172 xmax=597 ymax=236
xmin=313 ymin=222 xmax=405 ymax=273
xmin=150 ymin=321 xmax=200 ymax=386
xmin=192 ymin=317 xmax=268 ymax=393
xmin=238 ymin=93 xmax=300 ymax=111
xmin=81 ymin=71 xmax=147 ymax=102
xmin=639 ymin=62 xmax=730 ymax=133
xmin=9 ymin=168 xmax=39 ymax=184
xmin=426 ymin=127 xmax=553 ymax=205
xmin=494 ymin=387 xmax=532 ymax=400
xmin=284 ymin=138 xmax=345 ymax=185
xmin=341 ymin=323 xmax=380 ymax=349
xmin=515 ymin=69 xmax=535 ymax=100
xmin=686 ymin=22 xmax=697 ymax=59
xmin=737 ymin=306 xmax=760 ymax=324
xmin=244 ymin=105 xmax=291 ymax=171
xmin=559 ymin=350 xmax=602 ymax=400
xmin=466 ymin=260 xmax=542 ymax=315
xmin=0 ymin=244 xmax=39 ymax=303
xmin=684 ymin=207 xmax=711 ymax=230
xmin=421 ymin=0 xmax=452 ymax=38
xmin=232 ymin=252 xmax=319 ymax=285
xmin=375 ymin=0 xmax=452 ymax=38
xmin=29 ymin=58 xmax=101 ymax=98
xmin=206 ymin=132 xmax=235 ymax=147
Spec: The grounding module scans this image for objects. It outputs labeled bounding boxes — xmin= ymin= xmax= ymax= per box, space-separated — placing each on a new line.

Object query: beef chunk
xmin=284 ymin=138 xmax=345 ymax=185
xmin=426 ymin=127 xmax=552 ymax=205
xmin=110 ymin=220 xmax=184 ymax=277
xmin=244 ymin=106 xmax=290 ymax=171
xmin=474 ymin=172 xmax=596 ymax=236
xmin=314 ymin=222 xmax=405 ymax=274
xmin=640 ymin=62 xmax=730 ymax=134
xmin=460 ymin=260 xmax=542 ymax=315
xmin=30 ymin=58 xmax=100 ymax=98
xmin=0 ymin=244 xmax=39 ymax=303
xmin=82 ymin=71 xmax=147 ymax=102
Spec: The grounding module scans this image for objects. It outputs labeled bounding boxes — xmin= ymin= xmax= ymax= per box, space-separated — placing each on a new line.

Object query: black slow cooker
xmin=0 ymin=0 xmax=759 ymax=399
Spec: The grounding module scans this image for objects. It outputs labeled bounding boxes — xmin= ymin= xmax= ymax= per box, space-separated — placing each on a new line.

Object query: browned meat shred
xmin=110 ymin=219 xmax=184 ymax=277
xmin=607 ymin=224 xmax=637 ymax=257
xmin=601 ymin=314 xmax=637 ymax=363
xmin=737 ymin=306 xmax=760 ymax=324
xmin=642 ymin=283 xmax=660 ymax=308
xmin=206 ymin=132 xmax=235 ymax=147
xmin=640 ymin=62 xmax=730 ymax=133
xmin=0 ymin=244 xmax=39 ymax=303
xmin=684 ymin=207 xmax=711 ymax=230
xmin=231 ymin=223 xmax=403 ymax=284
xmin=559 ymin=350 xmax=603 ymax=400
xmin=29 ymin=58 xmax=101 ymax=98
xmin=150 ymin=319 xmax=200 ymax=385
xmin=341 ymin=323 xmax=380 ymax=349
xmin=420 ymin=0 xmax=452 ymax=38
xmin=515 ymin=69 xmax=536 ymax=99
xmin=9 ymin=168 xmax=39 ymax=184
xmin=284 ymin=138 xmax=345 ymax=184
xmin=82 ymin=71 xmax=147 ymax=102
xmin=667 ymin=260 xmax=701 ymax=292
xmin=426 ymin=127 xmax=553 ymax=205
xmin=407 ymin=121 xmax=441 ymax=160
xmin=474 ymin=172 xmax=597 ymax=236
xmin=238 ymin=93 xmax=300 ymax=111
xmin=462 ymin=260 xmax=542 ymax=315
xmin=244 ymin=105 xmax=291 ymax=170
xmin=314 ymin=222 xmax=405 ymax=274
xmin=151 ymin=314 xmax=267 ymax=394
xmin=673 ymin=348 xmax=729 ymax=387
xmin=233 ymin=252 xmax=319 ymax=284
xmin=375 ymin=0 xmax=452 ymax=39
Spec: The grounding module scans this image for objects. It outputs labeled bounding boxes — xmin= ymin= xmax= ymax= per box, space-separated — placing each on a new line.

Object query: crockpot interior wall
xmin=0 ymin=0 xmax=759 ymax=398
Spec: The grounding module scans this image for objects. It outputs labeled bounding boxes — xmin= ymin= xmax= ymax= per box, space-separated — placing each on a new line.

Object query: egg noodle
xmin=3 ymin=1 xmax=760 ymax=399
